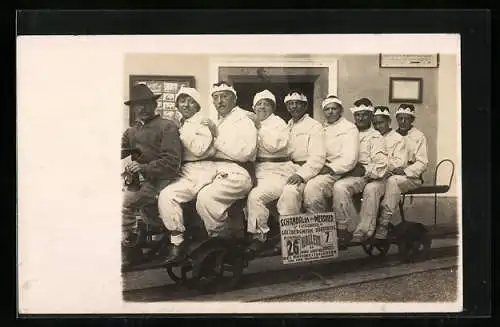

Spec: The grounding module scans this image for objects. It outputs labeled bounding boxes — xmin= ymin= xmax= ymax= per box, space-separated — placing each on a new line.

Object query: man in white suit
xmin=195 ymin=81 xmax=258 ymax=239
xmin=157 ymin=87 xmax=218 ymax=263
xmin=375 ymin=104 xmax=428 ymax=239
xmin=276 ymin=90 xmax=326 ymax=216
xmin=332 ymin=98 xmax=388 ymax=243
xmin=246 ymin=89 xmax=296 ymax=252
xmin=302 ymin=95 xmax=359 ymax=214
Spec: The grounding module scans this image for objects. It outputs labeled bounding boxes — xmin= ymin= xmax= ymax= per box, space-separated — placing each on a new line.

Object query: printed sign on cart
xmin=279 ymin=212 xmax=338 ymax=264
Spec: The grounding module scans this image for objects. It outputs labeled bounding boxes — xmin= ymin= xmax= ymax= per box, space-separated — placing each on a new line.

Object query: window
xmin=128 ymin=75 xmax=195 ymax=126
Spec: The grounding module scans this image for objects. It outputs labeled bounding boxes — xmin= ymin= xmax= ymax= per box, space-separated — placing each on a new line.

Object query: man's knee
xmin=195 ymin=187 xmax=211 ymax=208
xmin=240 ymin=175 xmax=253 ymax=194
xmin=386 ymin=175 xmax=405 ymax=189
xmin=304 ymin=178 xmax=322 ymax=196
xmin=247 ymin=187 xmax=266 ymax=205
xmin=364 ymin=182 xmax=385 ymax=197
xmin=157 ymin=187 xmax=174 ymax=206
xmin=282 ymin=184 xmax=299 ymax=195
xmin=333 ymin=180 xmax=350 ymax=198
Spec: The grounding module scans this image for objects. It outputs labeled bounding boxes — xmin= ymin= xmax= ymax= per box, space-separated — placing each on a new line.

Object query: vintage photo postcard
xmin=17 ymin=34 xmax=462 ymax=314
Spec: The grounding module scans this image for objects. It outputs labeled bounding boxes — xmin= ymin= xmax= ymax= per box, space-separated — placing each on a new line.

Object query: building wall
xmin=335 ymin=54 xmax=439 ymax=185
xmin=123 ymin=54 xmax=212 ymax=125
xmin=123 ymin=53 xmax=459 ymax=197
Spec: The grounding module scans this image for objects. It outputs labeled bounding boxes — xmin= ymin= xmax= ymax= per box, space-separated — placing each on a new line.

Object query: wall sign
xmin=128 ymin=75 xmax=196 ymax=126
xmin=279 ymin=212 xmax=338 ymax=265
xmin=380 ymin=54 xmax=439 ymax=68
xmin=389 ymin=77 xmax=423 ymax=103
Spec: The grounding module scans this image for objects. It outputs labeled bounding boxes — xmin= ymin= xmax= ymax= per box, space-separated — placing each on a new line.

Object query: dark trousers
xmin=122 ymin=179 xmax=172 ymax=235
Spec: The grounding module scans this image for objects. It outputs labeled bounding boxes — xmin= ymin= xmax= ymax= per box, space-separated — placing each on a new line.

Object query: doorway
xmin=232 ymin=81 xmax=314 ymax=122
xmin=219 ymin=66 xmax=330 ymax=123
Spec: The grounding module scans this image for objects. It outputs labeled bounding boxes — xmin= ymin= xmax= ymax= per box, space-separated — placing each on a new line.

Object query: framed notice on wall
xmin=128 ymin=75 xmax=196 ymax=126
xmin=389 ymin=77 xmax=423 ymax=103
xmin=379 ymin=54 xmax=439 ymax=68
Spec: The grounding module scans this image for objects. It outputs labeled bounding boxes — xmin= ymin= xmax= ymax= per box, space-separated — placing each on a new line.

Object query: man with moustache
xmin=157 ymin=87 xmax=218 ymax=263
xmin=194 ymin=81 xmax=258 ymax=238
xmin=332 ymin=98 xmax=388 ymax=243
xmin=121 ymin=83 xmax=183 ymax=265
xmin=276 ymin=90 xmax=326 ymax=216
xmin=302 ymin=95 xmax=359 ymax=214
xmin=245 ymin=90 xmax=296 ymax=252
xmin=375 ymin=104 xmax=428 ymax=239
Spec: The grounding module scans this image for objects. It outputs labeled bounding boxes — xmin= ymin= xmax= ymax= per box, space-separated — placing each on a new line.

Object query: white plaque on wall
xmin=380 ymin=54 xmax=439 ymax=68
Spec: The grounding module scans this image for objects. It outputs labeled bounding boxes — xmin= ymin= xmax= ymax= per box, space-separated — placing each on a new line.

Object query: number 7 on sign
xmin=325 ymin=231 xmax=330 ymax=243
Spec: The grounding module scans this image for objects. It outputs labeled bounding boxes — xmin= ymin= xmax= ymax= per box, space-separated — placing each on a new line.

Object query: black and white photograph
xmin=18 ymin=34 xmax=463 ymax=314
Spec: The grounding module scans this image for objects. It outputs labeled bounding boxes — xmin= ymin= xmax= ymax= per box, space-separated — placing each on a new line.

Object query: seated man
xmin=332 ymin=98 xmax=388 ymax=243
xmin=375 ymin=104 xmax=428 ymax=239
xmin=121 ymin=84 xmax=183 ymax=265
xmin=303 ymin=95 xmax=359 ymax=214
xmin=195 ymin=82 xmax=258 ymax=239
xmin=372 ymin=106 xmax=408 ymax=176
xmin=276 ymin=90 xmax=326 ymax=216
xmin=157 ymin=87 xmax=218 ymax=263
xmin=246 ymin=90 xmax=296 ymax=251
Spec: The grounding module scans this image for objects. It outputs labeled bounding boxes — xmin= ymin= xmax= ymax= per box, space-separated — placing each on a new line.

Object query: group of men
xmin=121 ymin=81 xmax=428 ymax=266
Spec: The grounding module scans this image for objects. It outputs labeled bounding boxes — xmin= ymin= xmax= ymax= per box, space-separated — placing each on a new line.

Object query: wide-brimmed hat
xmin=124 ymin=84 xmax=161 ymax=106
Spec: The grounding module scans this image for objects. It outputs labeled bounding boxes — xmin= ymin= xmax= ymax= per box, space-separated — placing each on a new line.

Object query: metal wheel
xmin=398 ymin=232 xmax=432 ymax=263
xmin=166 ymin=264 xmax=191 ymax=284
xmin=361 ymin=240 xmax=391 ymax=257
xmin=213 ymin=249 xmax=244 ymax=291
xmin=189 ymin=247 xmax=226 ymax=293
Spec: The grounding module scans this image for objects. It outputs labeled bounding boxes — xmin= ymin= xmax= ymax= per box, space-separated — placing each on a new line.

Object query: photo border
xmin=15 ymin=9 xmax=491 ymax=321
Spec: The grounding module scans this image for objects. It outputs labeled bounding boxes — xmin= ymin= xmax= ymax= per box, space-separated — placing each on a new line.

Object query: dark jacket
xmin=121 ymin=115 xmax=182 ymax=183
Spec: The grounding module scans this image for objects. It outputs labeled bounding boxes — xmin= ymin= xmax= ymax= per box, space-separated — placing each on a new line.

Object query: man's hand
xmin=319 ymin=165 xmax=334 ymax=175
xmin=286 ymin=174 xmax=305 ymax=185
xmin=383 ymin=171 xmax=394 ymax=179
xmin=127 ymin=161 xmax=143 ymax=174
xmin=201 ymin=119 xmax=218 ymax=137
xmin=392 ymin=167 xmax=406 ymax=176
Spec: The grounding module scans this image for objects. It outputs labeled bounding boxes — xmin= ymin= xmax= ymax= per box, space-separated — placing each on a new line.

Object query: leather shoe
xmin=337 ymin=229 xmax=353 ymax=244
xmin=247 ymin=239 xmax=266 ymax=254
xmin=122 ymin=246 xmax=143 ymax=267
xmin=162 ymin=243 xmax=187 ymax=264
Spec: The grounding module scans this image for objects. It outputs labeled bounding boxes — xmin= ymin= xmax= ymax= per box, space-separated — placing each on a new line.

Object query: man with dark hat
xmin=121 ymin=83 xmax=183 ymax=265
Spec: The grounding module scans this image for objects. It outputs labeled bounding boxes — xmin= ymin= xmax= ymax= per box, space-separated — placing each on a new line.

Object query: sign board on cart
xmin=279 ymin=212 xmax=338 ymax=264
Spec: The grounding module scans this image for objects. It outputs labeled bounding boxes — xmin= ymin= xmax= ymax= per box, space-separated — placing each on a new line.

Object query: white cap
xmin=210 ymin=82 xmax=237 ymax=98
xmin=284 ymin=92 xmax=308 ymax=103
xmin=321 ymin=96 xmax=343 ymax=109
xmin=395 ymin=105 xmax=416 ymax=117
xmin=175 ymin=87 xmax=201 ymax=106
xmin=350 ymin=104 xmax=374 ymax=114
xmin=373 ymin=107 xmax=392 ymax=118
xmin=252 ymin=89 xmax=276 ymax=108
